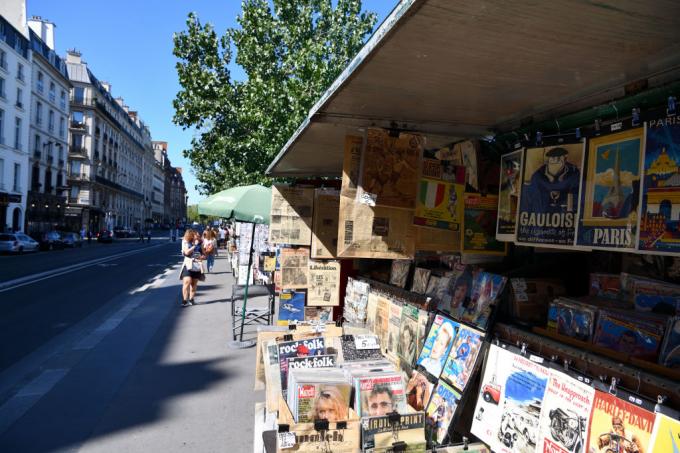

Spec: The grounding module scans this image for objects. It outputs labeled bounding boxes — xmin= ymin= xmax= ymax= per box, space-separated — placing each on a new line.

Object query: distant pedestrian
xmin=180 ymin=229 xmax=205 ymax=306
xmin=202 ymin=230 xmax=218 ymax=272
xmin=171 ymin=228 xmax=177 ymax=242
xmin=218 ymin=226 xmax=226 ymax=249
xmin=147 ymin=229 xmax=152 ymax=243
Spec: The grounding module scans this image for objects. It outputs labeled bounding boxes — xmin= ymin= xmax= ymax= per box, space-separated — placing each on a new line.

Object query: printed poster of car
xmin=638 ymin=117 xmax=680 ymax=254
xmin=416 ymin=314 xmax=459 ymax=379
xmin=497 ymin=150 xmax=524 ymax=242
xmin=586 ymin=390 xmax=654 ymax=453
xmin=536 ymin=369 xmax=595 ymax=453
xmin=414 ymin=156 xmax=465 ymax=231
xmin=516 ymin=142 xmax=585 ymax=247
xmin=470 ymin=344 xmax=515 ymax=451
xmin=440 ymin=323 xmax=485 ymax=393
xmin=576 ymin=128 xmax=644 ymax=251
xmin=425 ymin=379 xmax=461 ymax=445
xmin=649 ymin=412 xmax=680 ymax=453
xmin=462 ymin=193 xmax=507 ymax=255
xmin=277 ymin=290 xmax=305 ymax=326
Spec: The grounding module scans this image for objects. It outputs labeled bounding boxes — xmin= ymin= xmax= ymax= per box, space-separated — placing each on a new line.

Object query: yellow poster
xmin=414 ymin=157 xmax=464 ymax=231
xmin=649 ymin=412 xmax=680 ymax=453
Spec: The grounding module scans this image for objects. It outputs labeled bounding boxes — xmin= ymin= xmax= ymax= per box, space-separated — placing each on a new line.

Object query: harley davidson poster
xmin=279 ymin=247 xmax=310 ymax=289
xmin=536 ymin=369 xmax=595 ymax=453
xmin=497 ymin=150 xmax=524 ymax=241
xmin=358 ymin=128 xmax=422 ymax=209
xmin=586 ymin=390 xmax=654 ymax=453
xmin=414 ymin=155 xmax=464 ymax=231
xmin=269 ymin=185 xmax=314 ymax=246
xmin=516 ymin=143 xmax=586 ymax=247
xmin=649 ymin=412 xmax=680 ymax=453
xmin=307 ymin=260 xmax=340 ymax=306
xmin=462 ymin=193 xmax=506 ymax=255
xmin=311 ymin=188 xmax=340 ymax=259
xmin=638 ymin=117 xmax=680 ymax=254
xmin=576 ymin=129 xmax=644 ymax=251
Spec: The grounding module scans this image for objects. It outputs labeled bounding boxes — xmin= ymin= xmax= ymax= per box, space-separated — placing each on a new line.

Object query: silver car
xmin=0 ymin=233 xmax=40 ymax=253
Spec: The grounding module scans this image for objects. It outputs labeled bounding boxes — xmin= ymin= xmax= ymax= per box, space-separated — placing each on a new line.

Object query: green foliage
xmin=173 ymin=0 xmax=377 ymax=194
xmin=186 ymin=205 xmax=200 ymax=222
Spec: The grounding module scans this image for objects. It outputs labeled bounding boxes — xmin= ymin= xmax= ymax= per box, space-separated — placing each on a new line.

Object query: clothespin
xmin=563 ymin=359 xmax=571 ymax=372
xmin=631 ymin=108 xmax=641 ymax=126
xmin=609 ymin=377 xmax=618 ymax=395
xmin=668 ymin=96 xmax=677 ymax=116
xmin=655 ymin=395 xmax=668 ymax=413
xmin=535 ymin=131 xmax=543 ymax=146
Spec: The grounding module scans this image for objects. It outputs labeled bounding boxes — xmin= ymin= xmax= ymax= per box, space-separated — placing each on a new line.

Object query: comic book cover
xmin=399 ymin=304 xmax=420 ymax=365
xmin=405 ymin=370 xmax=434 ymax=412
xmin=461 ymin=272 xmax=507 ymax=331
xmin=592 ymin=309 xmax=665 ymax=361
xmin=659 ymin=317 xmax=680 ymax=369
xmin=577 ymin=129 xmax=644 ymax=250
xmin=277 ymin=291 xmax=306 ymax=326
xmin=307 ymin=260 xmax=341 ymax=306
xmin=361 ymin=412 xmax=426 ymax=452
xmin=278 ymin=337 xmax=326 ymax=398
xmin=462 ymin=193 xmax=507 ymax=255
xmin=311 ymin=188 xmax=340 ymax=259
xmin=414 ymin=154 xmax=464 ymax=231
xmin=633 ymin=279 xmax=680 ymax=315
xmin=517 ymin=143 xmax=586 ymax=246
xmin=639 ymin=117 xmax=680 ymax=254
xmin=411 ymin=268 xmax=431 ymax=294
xmin=269 ymin=185 xmax=314 ymax=246
xmin=440 ymin=324 xmax=485 ymax=392
xmin=425 ymin=380 xmax=461 ymax=445
xmin=304 ymin=306 xmax=333 ymax=323
xmin=279 ymin=247 xmax=310 ymax=289
xmin=536 ymin=369 xmax=595 ymax=453
xmin=355 ymin=373 xmax=407 ymax=417
xmin=359 ymin=128 xmax=422 ymax=210
xmin=497 ymin=150 xmax=524 ymax=241
xmin=416 ymin=314 xmax=459 ymax=379
xmin=445 ymin=266 xmax=474 ymax=317
xmin=390 ymin=260 xmax=411 ymax=289
xmin=586 ymin=390 xmax=654 ymax=453
xmin=553 ymin=299 xmax=597 ymax=343
xmin=426 ymin=275 xmax=441 ymax=298
xmin=387 ymin=300 xmax=403 ymax=357
xmin=589 ymin=273 xmax=622 ymax=299
xmin=649 ymin=412 xmax=680 ymax=453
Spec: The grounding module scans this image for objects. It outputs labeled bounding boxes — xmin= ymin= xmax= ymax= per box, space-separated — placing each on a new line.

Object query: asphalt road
xmin=0 ymin=240 xmax=181 ymax=372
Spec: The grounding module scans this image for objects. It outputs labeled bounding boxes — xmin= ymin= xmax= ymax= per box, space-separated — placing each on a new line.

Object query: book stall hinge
xmin=278 ymin=424 xmax=290 ymax=433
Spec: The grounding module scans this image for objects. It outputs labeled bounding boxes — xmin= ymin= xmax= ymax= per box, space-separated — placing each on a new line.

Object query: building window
xmin=13 ymin=162 xmax=20 ymax=192
xmin=48 ymin=110 xmax=54 ymax=132
xmin=16 ymin=87 xmax=22 ymax=109
xmin=0 ymin=49 xmax=6 ymax=71
xmin=70 ymin=186 xmax=78 ymax=201
xmin=31 ymin=165 xmax=40 ymax=191
xmin=60 ymin=91 xmax=66 ymax=109
xmin=34 ymin=134 xmax=40 ymax=153
xmin=0 ymin=108 xmax=4 ymax=145
xmin=49 ymin=82 xmax=55 ymax=103
xmin=73 ymin=86 xmax=84 ymax=104
xmin=45 ymin=169 xmax=52 ymax=193
xmin=0 ymin=158 xmax=4 ymax=190
xmin=14 ymin=117 xmax=22 ymax=150
xmin=37 ymin=72 xmax=44 ymax=92
xmin=17 ymin=63 xmax=24 ymax=82
xmin=59 ymin=117 xmax=65 ymax=138
xmin=56 ymin=172 xmax=62 ymax=189
xmin=35 ymin=102 xmax=42 ymax=125
xmin=71 ymin=133 xmax=83 ymax=150
xmin=70 ymin=160 xmax=81 ymax=177
xmin=71 ymin=110 xmax=84 ymax=128
xmin=0 ymin=76 xmax=5 ymax=98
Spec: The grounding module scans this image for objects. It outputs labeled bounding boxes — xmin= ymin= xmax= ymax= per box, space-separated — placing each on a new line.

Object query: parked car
xmin=0 ymin=233 xmax=40 ymax=253
xmin=60 ymin=232 xmax=84 ymax=248
xmin=113 ymin=226 xmax=132 ymax=238
xmin=33 ymin=231 xmax=66 ymax=250
xmin=97 ymin=230 xmax=114 ymax=243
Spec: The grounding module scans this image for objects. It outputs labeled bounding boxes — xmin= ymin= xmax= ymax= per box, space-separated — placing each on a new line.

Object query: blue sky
xmin=26 ymin=0 xmax=395 ymax=204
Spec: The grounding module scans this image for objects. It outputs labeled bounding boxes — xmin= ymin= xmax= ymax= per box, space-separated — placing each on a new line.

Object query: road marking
xmin=97 ymin=263 xmax=119 ymax=267
xmin=0 ymin=244 xmax=166 ymax=293
xmin=73 ymin=297 xmax=143 ymax=350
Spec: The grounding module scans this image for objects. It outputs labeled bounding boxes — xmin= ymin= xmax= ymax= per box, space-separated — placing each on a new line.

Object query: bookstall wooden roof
xmin=266 ymin=0 xmax=680 ymax=177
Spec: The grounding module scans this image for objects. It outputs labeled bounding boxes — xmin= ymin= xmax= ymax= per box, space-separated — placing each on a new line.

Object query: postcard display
xmin=234 ymin=221 xmax=270 ymax=285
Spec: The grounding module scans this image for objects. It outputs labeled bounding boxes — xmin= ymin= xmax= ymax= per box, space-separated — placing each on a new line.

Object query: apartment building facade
xmin=153 ymin=140 xmax=187 ymax=226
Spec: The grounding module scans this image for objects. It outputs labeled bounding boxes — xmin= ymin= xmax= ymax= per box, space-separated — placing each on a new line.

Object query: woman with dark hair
xmin=180 ymin=229 xmax=205 ymax=306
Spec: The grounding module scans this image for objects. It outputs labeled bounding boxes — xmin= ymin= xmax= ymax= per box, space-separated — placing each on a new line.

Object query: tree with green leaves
xmin=173 ymin=0 xmax=377 ymax=194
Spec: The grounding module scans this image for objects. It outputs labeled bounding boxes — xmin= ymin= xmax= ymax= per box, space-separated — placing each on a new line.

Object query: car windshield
xmin=0 ymin=234 xmax=15 ymax=241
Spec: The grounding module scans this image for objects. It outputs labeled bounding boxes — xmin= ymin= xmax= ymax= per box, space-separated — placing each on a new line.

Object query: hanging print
xmin=576 ymin=129 xmax=644 ymax=250
xmin=639 ymin=117 xmax=680 ymax=254
xmin=497 ymin=150 xmax=524 ymax=241
xmin=517 ymin=143 xmax=585 ymax=246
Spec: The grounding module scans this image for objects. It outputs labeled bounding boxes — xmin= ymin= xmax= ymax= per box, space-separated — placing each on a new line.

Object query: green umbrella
xmin=197 ymin=184 xmax=272 ymax=348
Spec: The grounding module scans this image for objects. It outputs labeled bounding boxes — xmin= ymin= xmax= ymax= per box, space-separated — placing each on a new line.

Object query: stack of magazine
xmin=345 ymin=362 xmax=408 ymax=417
xmin=286 ymin=368 xmax=352 ymax=423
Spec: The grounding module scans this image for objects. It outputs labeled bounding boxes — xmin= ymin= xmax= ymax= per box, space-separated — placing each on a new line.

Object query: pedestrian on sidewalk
xmin=147 ymin=229 xmax=152 ymax=243
xmin=180 ymin=229 xmax=205 ymax=306
xmin=218 ymin=225 xmax=226 ymax=249
xmin=202 ymin=230 xmax=218 ymax=272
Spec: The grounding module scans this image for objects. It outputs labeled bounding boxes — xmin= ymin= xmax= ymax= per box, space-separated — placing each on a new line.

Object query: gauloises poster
xmin=576 ymin=129 xmax=644 ymax=251
xmin=462 ymin=193 xmax=506 ymax=255
xmin=639 ymin=117 xmax=680 ymax=254
xmin=497 ymin=150 xmax=524 ymax=241
xmin=517 ymin=143 xmax=585 ymax=247
xmin=536 ymin=370 xmax=595 ymax=453
xmin=649 ymin=412 xmax=680 ymax=453
xmin=586 ymin=390 xmax=654 ymax=453
xmin=414 ymin=155 xmax=465 ymax=231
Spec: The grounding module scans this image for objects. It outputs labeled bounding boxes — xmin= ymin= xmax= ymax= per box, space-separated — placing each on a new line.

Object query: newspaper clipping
xmin=280 ymin=247 xmax=310 ymax=289
xmin=269 ymin=185 xmax=314 ymax=246
xmin=307 ymin=259 xmax=341 ymax=306
xmin=311 ymin=189 xmax=340 ymax=259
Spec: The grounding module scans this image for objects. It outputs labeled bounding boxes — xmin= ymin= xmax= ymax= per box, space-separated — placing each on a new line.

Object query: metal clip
xmin=535 ymin=131 xmax=543 ymax=146
xmin=594 ymin=119 xmax=602 ymax=135
xmin=555 ymin=119 xmax=561 ymax=134
xmin=575 ymin=127 xmax=581 ymax=139
xmin=563 ymin=359 xmax=571 ymax=372
xmin=520 ymin=342 xmax=528 ymax=356
xmin=668 ymin=96 xmax=677 ymax=116
xmin=283 ymin=334 xmax=294 ymax=341
xmin=314 ymin=419 xmax=329 ymax=432
xmin=609 ymin=377 xmax=618 ymax=395
xmin=611 ymin=103 xmax=619 ymax=120
xmin=463 ymin=436 xmax=470 ymax=450
xmin=631 ymin=107 xmax=641 ymax=126
xmin=654 ymin=395 xmax=668 ymax=413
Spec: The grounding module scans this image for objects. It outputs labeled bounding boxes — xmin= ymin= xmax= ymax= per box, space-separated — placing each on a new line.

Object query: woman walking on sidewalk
xmin=180 ymin=229 xmax=205 ymax=306
xmin=202 ymin=229 xmax=218 ymax=273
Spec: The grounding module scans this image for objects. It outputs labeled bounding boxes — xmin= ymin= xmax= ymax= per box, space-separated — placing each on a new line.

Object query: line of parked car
xmin=0 ymin=228 xmax=121 ymax=254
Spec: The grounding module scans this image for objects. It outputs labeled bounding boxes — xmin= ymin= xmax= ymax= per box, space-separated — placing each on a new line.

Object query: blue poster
xmin=277 ymin=290 xmax=305 ymax=325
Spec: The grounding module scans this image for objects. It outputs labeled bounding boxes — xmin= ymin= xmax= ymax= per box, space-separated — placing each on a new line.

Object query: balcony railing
xmin=68 ymin=173 xmax=89 ymax=181
xmin=70 ymin=97 xmax=95 ymax=107
xmin=69 ymin=146 xmax=87 ymax=156
xmin=70 ymin=121 xmax=86 ymax=130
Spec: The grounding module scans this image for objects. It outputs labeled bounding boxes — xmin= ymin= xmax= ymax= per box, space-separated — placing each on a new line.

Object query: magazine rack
xmin=276 ymin=396 xmax=360 ymax=453
xmin=230 ymin=283 xmax=275 ymax=341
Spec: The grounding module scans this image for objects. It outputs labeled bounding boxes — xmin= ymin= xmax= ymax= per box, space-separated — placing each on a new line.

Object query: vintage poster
xmin=586 ymin=390 xmax=654 ymax=453
xmin=536 ymin=369 xmax=596 ymax=453
xmin=639 ymin=117 xmax=680 ymax=254
xmin=269 ymin=185 xmax=314 ymax=246
xmin=390 ymin=260 xmax=411 ymax=288
xmin=359 ymin=128 xmax=422 ymax=209
xmin=440 ymin=324 xmax=485 ymax=393
xmin=576 ymin=128 xmax=644 ymax=250
xmin=406 ymin=370 xmax=434 ymax=412
xmin=462 ymin=193 xmax=506 ymax=255
xmin=279 ymin=247 xmax=310 ymax=289
xmin=304 ymin=306 xmax=333 ymax=323
xmin=341 ymin=134 xmax=365 ymax=199
xmin=337 ymin=195 xmax=416 ymax=259
xmin=307 ymin=260 xmax=341 ymax=306
xmin=277 ymin=290 xmax=306 ymax=326
xmin=311 ymin=188 xmax=340 ymax=259
xmin=425 ymin=380 xmax=461 ymax=445
xmin=414 ymin=155 xmax=465 ymax=231
xmin=399 ymin=304 xmax=420 ymax=366
xmin=649 ymin=412 xmax=680 ymax=453
xmin=497 ymin=150 xmax=524 ymax=241
xmin=387 ymin=300 xmax=403 ymax=357
xmin=416 ymin=314 xmax=459 ymax=379
xmin=411 ymin=268 xmax=431 ymax=294
xmin=361 ymin=412 xmax=426 ymax=452
xmin=517 ymin=143 xmax=586 ymax=246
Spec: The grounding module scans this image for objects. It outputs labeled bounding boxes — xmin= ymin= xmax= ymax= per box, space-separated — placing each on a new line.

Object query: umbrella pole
xmin=238 ymin=222 xmax=256 ymax=341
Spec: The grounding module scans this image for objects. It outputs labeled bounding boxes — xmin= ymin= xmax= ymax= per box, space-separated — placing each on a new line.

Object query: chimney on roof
xmin=0 ymin=0 xmax=28 ymax=38
xmin=66 ymin=49 xmax=82 ymax=64
xmin=28 ymin=16 xmax=56 ymax=50
xmin=129 ymin=111 xmax=138 ymax=121
xmin=101 ymin=81 xmax=111 ymax=93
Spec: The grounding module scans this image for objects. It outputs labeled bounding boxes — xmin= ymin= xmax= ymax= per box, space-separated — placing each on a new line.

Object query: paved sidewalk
xmin=0 ymin=253 xmax=265 ymax=453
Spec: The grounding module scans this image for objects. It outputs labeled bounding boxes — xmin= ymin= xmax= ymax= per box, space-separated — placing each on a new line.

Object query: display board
xmin=269 ymin=185 xmax=314 ymax=245
xmin=311 ymin=188 xmax=339 ymax=258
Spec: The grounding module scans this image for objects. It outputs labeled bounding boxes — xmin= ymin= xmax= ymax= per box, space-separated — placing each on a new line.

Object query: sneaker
xmin=189 ymin=299 xmax=196 ymax=306
xmin=182 ymin=300 xmax=188 ymax=307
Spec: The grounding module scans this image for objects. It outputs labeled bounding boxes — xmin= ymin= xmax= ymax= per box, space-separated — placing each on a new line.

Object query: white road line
xmin=73 ymin=297 xmax=143 ymax=350
xmin=0 ymin=244 xmax=166 ymax=293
